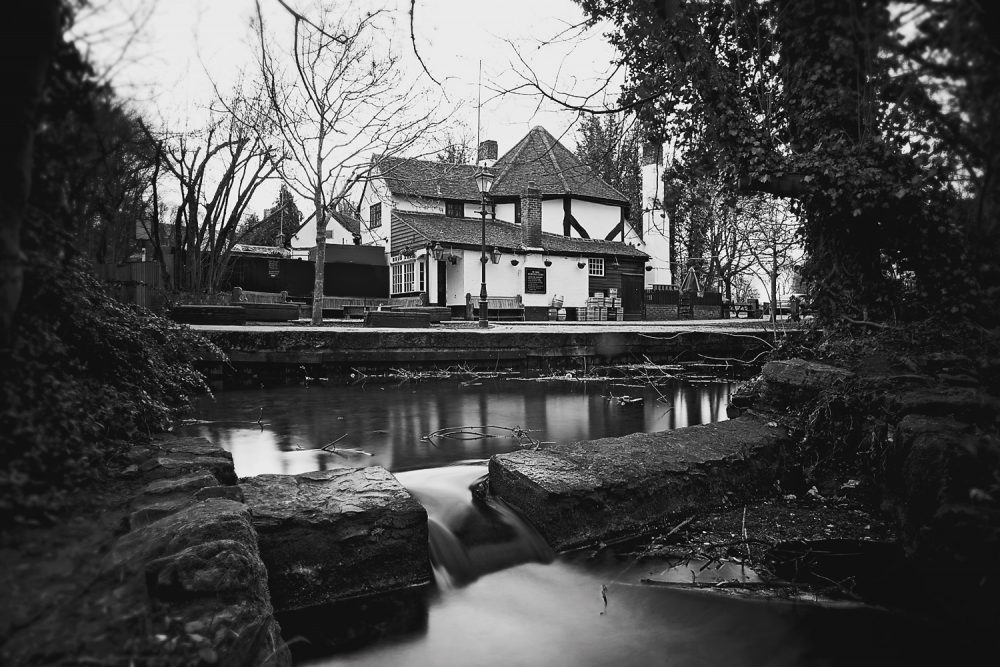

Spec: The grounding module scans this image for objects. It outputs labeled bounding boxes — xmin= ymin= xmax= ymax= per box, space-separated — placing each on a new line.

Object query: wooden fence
xmin=94 ymin=261 xmax=163 ymax=310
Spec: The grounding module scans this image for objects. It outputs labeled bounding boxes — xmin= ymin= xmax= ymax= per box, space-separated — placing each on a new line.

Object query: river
xmin=177 ymin=376 xmax=941 ymax=666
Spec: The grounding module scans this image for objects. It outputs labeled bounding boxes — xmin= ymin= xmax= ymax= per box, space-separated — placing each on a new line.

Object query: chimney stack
xmin=477 ymin=140 xmax=498 ymax=167
xmin=520 ymin=180 xmax=542 ymax=248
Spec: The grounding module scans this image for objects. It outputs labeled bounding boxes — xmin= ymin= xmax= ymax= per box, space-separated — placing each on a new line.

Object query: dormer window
xmin=445 ymin=200 xmax=464 ymax=218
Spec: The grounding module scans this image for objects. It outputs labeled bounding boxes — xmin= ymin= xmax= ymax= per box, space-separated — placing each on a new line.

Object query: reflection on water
xmin=177 ymin=378 xmax=733 ymax=478
xmin=182 ymin=378 xmax=942 ymax=667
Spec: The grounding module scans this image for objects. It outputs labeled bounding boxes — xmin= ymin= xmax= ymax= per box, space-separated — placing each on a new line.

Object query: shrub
xmin=0 ymin=258 xmax=221 ymax=528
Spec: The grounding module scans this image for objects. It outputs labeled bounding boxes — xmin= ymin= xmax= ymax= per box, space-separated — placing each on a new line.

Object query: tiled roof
xmin=330 ymin=210 xmax=361 ymax=236
xmin=491 ymin=126 xmax=628 ymax=203
xmin=392 ymin=210 xmax=647 ymax=258
xmin=377 ymin=126 xmax=628 ymax=204
xmin=379 ymin=157 xmax=481 ymax=200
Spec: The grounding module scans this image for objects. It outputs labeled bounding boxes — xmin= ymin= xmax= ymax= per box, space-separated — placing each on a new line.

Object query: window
xmin=588 ymin=257 xmax=605 ymax=277
xmin=391 ymin=260 xmax=416 ymax=295
xmin=418 ymin=260 xmax=426 ymax=292
xmin=369 ymin=203 xmax=382 ymax=228
xmin=445 ymin=200 xmax=464 ymax=218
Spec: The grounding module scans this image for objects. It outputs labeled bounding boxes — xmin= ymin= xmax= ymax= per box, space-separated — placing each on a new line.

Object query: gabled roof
xmin=392 ymin=210 xmax=647 ymax=258
xmin=330 ymin=210 xmax=361 ymax=237
xmin=378 ymin=156 xmax=480 ymax=201
xmin=490 ymin=126 xmax=627 ymax=203
xmin=376 ymin=126 xmax=628 ymax=204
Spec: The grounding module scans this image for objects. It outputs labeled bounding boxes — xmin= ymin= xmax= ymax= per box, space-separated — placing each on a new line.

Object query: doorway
xmin=437 ymin=261 xmax=447 ymax=306
xmin=621 ymin=272 xmax=644 ymax=320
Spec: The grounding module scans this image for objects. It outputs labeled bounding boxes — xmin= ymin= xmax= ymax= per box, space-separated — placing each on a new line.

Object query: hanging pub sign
xmin=525 ymin=267 xmax=546 ymax=294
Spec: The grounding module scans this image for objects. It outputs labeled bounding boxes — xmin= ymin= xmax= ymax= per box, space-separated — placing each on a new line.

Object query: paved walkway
xmin=190 ymin=317 xmax=808 ymax=335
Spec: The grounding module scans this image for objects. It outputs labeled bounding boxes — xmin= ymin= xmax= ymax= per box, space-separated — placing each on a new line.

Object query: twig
xmin=320 ymin=433 xmax=349 ymax=452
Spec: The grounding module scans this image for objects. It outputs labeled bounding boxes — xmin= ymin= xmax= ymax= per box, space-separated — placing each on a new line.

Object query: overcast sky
xmin=83 ymin=0 xmax=623 ymax=155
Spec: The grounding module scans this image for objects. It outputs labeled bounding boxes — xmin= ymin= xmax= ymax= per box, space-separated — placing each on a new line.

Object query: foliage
xmin=237 ymin=184 xmax=303 ymax=247
xmin=574 ymin=0 xmax=998 ymax=324
xmin=574 ymin=114 xmax=642 ymax=235
xmin=0 ymin=260 xmax=218 ymax=528
xmin=0 ymin=13 xmax=220 ymax=529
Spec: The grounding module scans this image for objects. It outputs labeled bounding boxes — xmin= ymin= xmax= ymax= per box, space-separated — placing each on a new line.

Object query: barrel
xmin=557 ymin=308 xmax=566 ymax=321
xmin=552 ymin=295 xmax=564 ymax=308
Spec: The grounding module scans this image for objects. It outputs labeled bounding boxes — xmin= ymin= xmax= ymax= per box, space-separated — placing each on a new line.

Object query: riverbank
xmin=192 ymin=318 xmax=801 ymax=387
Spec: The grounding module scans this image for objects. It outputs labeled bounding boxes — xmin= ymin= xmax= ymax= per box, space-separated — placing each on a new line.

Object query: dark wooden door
xmin=621 ymin=272 xmax=644 ymax=319
xmin=437 ymin=261 xmax=447 ymax=306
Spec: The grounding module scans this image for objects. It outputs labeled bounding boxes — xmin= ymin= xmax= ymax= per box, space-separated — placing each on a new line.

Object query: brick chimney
xmin=520 ymin=180 xmax=542 ymax=248
xmin=477 ymin=140 xmax=498 ymax=166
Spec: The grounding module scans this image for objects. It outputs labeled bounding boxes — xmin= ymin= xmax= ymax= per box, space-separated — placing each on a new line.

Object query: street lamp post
xmin=474 ymin=167 xmax=495 ymax=328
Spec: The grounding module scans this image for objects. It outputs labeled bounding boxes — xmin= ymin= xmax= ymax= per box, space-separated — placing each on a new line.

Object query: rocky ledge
xmin=487 ymin=416 xmax=791 ymax=551
xmin=0 ymin=436 xmax=290 ymax=667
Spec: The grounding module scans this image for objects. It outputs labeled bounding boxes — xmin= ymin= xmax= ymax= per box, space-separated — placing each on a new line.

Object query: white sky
xmin=86 ymin=0 xmax=623 ymax=156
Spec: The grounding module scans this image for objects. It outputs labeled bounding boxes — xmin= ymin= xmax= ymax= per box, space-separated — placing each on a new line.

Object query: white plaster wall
xmin=518 ymin=254 xmax=588 ymax=308
xmin=571 ymin=199 xmax=621 ymax=240
xmin=394 ymin=195 xmax=443 ymax=215
xmin=495 ymin=202 xmax=516 ymax=224
xmin=453 ymin=250 xmax=589 ymax=308
xmin=640 ymin=153 xmax=673 ymax=288
xmin=641 ymin=207 xmax=672 ymax=288
xmin=541 ymin=199 xmax=563 ymax=235
xmin=359 ymin=178 xmax=392 ymax=248
xmin=463 ymin=201 xmax=487 ymax=218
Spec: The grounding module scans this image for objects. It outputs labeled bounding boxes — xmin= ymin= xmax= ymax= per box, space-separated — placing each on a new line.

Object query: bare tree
xmin=255 ymin=0 xmax=449 ymax=324
xmin=740 ymin=196 xmax=800 ymax=324
xmin=144 ymin=89 xmax=280 ymax=294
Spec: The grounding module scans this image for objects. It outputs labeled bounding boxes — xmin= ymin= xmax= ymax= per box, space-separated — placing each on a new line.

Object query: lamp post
xmin=474 ymin=166 xmax=495 ymax=328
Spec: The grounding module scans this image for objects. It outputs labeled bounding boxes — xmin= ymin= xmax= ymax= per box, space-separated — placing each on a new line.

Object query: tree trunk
xmin=0 ymin=0 xmax=60 ymax=345
xmin=769 ymin=250 xmax=778 ymax=324
xmin=310 ymin=197 xmax=326 ymax=325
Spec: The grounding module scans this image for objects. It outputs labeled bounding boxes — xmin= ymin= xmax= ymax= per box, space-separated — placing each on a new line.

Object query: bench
xmin=729 ymin=300 xmax=762 ymax=318
xmin=230 ymin=287 xmax=302 ymax=321
xmin=396 ymin=306 xmax=451 ymax=323
xmin=169 ymin=304 xmax=246 ymax=325
xmin=363 ymin=311 xmax=432 ymax=328
xmin=465 ymin=293 xmax=525 ymax=321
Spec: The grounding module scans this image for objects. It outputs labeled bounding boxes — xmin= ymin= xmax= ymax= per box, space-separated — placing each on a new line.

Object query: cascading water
xmin=395 ymin=464 xmax=554 ymax=589
xmin=179 ymin=378 xmax=944 ymax=666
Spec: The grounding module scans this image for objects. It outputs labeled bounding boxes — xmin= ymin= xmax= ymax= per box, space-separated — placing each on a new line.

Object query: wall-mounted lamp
xmin=490 ymin=246 xmax=502 ymax=264
xmin=431 ymin=242 xmax=445 ymax=261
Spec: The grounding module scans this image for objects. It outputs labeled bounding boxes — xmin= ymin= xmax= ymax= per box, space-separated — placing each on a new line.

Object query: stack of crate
xmin=585 ymin=292 xmax=608 ymax=321
xmin=607 ymin=289 xmax=623 ymax=320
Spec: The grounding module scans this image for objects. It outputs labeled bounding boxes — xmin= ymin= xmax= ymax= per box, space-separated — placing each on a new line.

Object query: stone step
xmin=486 ymin=417 xmax=790 ymax=551
xmin=241 ymin=466 xmax=432 ymax=612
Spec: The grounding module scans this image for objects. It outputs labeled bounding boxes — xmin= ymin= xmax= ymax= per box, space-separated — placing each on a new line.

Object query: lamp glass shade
xmin=474 ymin=167 xmax=495 ymax=194
xmin=432 ymin=242 xmax=444 ymax=261
xmin=490 ymin=246 xmax=502 ymax=264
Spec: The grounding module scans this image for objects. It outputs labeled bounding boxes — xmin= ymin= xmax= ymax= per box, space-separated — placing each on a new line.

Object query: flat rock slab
xmin=241 ymin=467 xmax=431 ymax=612
xmin=488 ymin=417 xmax=789 ymax=551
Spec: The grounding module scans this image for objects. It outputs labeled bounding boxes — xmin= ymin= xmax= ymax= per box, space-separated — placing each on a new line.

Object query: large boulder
xmin=487 ymin=416 xmax=789 ymax=551
xmin=757 ymin=359 xmax=854 ymax=411
xmin=241 ymin=467 xmax=432 ymax=612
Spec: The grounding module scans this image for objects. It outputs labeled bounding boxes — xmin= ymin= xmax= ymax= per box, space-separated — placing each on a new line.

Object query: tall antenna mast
xmin=476 ymin=59 xmax=482 ymax=164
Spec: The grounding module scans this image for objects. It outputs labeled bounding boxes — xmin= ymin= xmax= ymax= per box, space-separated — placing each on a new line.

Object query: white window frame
xmin=391 ymin=259 xmax=416 ymax=295
xmin=588 ymin=257 xmax=605 ymax=277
